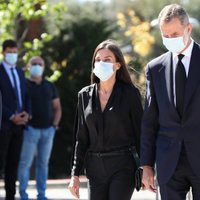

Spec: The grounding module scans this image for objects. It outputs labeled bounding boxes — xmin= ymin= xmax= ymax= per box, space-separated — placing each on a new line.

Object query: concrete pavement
xmin=0 ymin=177 xmax=158 ymax=200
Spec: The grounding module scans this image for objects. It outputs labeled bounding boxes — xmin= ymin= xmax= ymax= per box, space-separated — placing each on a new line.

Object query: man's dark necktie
xmin=175 ymin=54 xmax=186 ymax=118
xmin=10 ymin=68 xmax=21 ymax=113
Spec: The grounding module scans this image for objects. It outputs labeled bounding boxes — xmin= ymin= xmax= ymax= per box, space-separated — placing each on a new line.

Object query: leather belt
xmin=88 ymin=147 xmax=135 ymax=157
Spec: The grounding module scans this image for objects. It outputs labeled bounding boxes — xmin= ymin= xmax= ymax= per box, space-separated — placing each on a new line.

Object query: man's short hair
xmin=2 ymin=39 xmax=17 ymax=51
xmin=158 ymin=4 xmax=189 ymax=26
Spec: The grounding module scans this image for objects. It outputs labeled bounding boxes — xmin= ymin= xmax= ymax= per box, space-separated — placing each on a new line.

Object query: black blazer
xmin=141 ymin=42 xmax=200 ymax=184
xmin=0 ymin=63 xmax=30 ymax=132
xmin=71 ymin=81 xmax=143 ymax=176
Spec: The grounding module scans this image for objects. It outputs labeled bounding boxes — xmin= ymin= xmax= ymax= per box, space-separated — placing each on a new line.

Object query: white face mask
xmin=162 ymin=36 xmax=187 ymax=53
xmin=93 ymin=61 xmax=114 ymax=82
xmin=5 ymin=53 xmax=18 ymax=65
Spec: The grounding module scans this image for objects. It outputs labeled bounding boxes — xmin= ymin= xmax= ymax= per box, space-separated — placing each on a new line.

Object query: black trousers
xmin=0 ymin=126 xmax=24 ymax=200
xmin=160 ymin=146 xmax=200 ymax=200
xmin=86 ymin=154 xmax=136 ymax=200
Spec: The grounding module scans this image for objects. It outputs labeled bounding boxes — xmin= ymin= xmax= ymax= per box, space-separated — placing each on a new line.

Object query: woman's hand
xmin=68 ymin=176 xmax=80 ymax=199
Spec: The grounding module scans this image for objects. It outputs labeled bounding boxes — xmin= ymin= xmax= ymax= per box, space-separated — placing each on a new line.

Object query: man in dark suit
xmin=0 ymin=39 xmax=30 ymax=200
xmin=0 ymin=91 xmax=2 ymax=129
xmin=141 ymin=4 xmax=200 ymax=200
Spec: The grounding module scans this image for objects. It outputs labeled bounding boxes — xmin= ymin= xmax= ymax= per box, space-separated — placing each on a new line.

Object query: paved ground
xmin=0 ymin=177 xmax=158 ymax=200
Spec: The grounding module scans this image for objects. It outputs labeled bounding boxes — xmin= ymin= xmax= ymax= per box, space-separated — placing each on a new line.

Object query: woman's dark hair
xmin=91 ymin=39 xmax=133 ymax=85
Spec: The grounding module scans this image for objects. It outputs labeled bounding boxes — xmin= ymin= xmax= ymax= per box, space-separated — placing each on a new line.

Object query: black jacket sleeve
xmin=129 ymin=86 xmax=143 ymax=156
xmin=71 ymin=92 xmax=89 ymax=176
xmin=140 ymin=65 xmax=159 ymax=167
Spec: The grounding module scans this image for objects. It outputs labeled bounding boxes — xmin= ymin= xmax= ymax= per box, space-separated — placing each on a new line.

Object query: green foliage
xmin=0 ymin=0 xmax=65 ymax=67
xmin=0 ymin=0 xmax=48 ymax=42
xmin=22 ymin=33 xmax=53 ymax=63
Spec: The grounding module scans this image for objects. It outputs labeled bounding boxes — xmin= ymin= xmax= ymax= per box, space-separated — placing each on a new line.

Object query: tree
xmin=0 ymin=0 xmax=64 ymax=64
xmin=0 ymin=0 xmax=48 ymax=47
xmin=116 ymin=9 xmax=154 ymax=97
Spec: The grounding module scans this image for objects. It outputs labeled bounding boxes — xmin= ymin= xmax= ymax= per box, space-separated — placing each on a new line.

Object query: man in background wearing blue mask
xmin=141 ymin=4 xmax=200 ymax=200
xmin=18 ymin=56 xmax=62 ymax=200
xmin=0 ymin=39 xmax=31 ymax=200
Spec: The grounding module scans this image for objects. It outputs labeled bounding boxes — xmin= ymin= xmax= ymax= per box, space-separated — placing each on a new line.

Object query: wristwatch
xmin=53 ymin=124 xmax=59 ymax=130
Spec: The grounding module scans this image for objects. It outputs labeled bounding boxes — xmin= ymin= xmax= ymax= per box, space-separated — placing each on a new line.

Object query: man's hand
xmin=20 ymin=111 xmax=29 ymax=123
xmin=11 ymin=111 xmax=29 ymax=125
xmin=142 ymin=166 xmax=157 ymax=193
xmin=68 ymin=176 xmax=80 ymax=199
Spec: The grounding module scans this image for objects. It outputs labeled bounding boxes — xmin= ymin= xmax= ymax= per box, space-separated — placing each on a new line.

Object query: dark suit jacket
xmin=141 ymin=42 xmax=200 ymax=185
xmin=0 ymin=63 xmax=30 ymax=132
xmin=0 ymin=91 xmax=2 ymax=129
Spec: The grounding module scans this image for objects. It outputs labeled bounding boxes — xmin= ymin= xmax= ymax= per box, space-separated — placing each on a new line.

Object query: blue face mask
xmin=30 ymin=65 xmax=44 ymax=77
xmin=5 ymin=53 xmax=18 ymax=65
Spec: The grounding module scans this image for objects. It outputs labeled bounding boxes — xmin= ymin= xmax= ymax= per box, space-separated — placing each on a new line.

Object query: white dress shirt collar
xmin=2 ymin=60 xmax=16 ymax=69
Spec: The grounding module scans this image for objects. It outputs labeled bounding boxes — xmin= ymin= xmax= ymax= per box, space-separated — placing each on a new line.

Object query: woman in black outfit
xmin=68 ymin=39 xmax=143 ymax=200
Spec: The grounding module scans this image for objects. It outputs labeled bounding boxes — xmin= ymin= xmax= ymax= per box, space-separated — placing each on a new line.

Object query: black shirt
xmin=27 ymin=79 xmax=58 ymax=128
xmin=72 ymin=81 xmax=143 ymax=176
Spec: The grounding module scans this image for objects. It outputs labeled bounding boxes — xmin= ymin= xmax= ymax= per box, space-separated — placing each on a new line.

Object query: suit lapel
xmin=0 ymin=63 xmax=16 ymax=98
xmin=163 ymin=52 xmax=175 ymax=106
xmin=158 ymin=52 xmax=181 ymax=119
xmin=184 ymin=42 xmax=200 ymax=110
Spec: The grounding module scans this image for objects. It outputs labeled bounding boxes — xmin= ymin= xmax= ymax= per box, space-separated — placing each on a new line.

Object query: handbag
xmin=130 ymin=147 xmax=143 ymax=191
